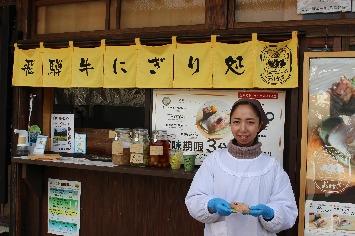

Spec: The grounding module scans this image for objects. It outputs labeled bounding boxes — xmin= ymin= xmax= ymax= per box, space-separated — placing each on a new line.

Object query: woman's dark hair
xmin=230 ymin=98 xmax=269 ymax=132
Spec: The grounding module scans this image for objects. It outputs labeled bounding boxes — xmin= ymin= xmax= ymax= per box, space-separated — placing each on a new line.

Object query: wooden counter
xmin=11 ymin=156 xmax=203 ymax=236
xmin=12 ymin=156 xmax=196 ymax=180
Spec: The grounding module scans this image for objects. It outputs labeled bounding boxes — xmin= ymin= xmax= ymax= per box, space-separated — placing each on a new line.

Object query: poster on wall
xmin=300 ymin=52 xmax=355 ymax=236
xmin=297 ymin=0 xmax=351 ymax=14
xmin=152 ymin=89 xmax=285 ymax=165
xmin=51 ymin=114 xmax=74 ymax=153
xmin=48 ymin=178 xmax=81 ymax=236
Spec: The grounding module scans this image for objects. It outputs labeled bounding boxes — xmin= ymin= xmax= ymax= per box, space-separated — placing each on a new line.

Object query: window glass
xmin=235 ymin=0 xmax=301 ymax=22
xmin=54 ymin=88 xmax=146 ymax=129
xmin=120 ymin=0 xmax=205 ymax=29
xmin=37 ymin=1 xmax=106 ymax=34
xmin=235 ymin=0 xmax=355 ymax=23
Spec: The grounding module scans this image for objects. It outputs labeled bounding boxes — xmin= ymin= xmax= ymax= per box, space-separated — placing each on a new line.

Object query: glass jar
xmin=149 ymin=130 xmax=170 ymax=168
xmin=130 ymin=128 xmax=149 ymax=167
xmin=112 ymin=128 xmax=131 ymax=166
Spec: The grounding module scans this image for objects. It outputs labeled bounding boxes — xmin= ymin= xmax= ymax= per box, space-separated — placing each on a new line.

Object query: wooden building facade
xmin=8 ymin=0 xmax=355 ymax=235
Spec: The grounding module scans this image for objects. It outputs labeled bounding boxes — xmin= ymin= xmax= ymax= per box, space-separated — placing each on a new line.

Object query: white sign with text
xmin=152 ymin=89 xmax=285 ymax=165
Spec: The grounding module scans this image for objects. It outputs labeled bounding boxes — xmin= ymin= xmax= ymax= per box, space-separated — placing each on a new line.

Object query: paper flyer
xmin=51 ymin=114 xmax=75 ymax=153
xmin=48 ymin=178 xmax=81 ymax=236
xmin=305 ymin=200 xmax=355 ymax=235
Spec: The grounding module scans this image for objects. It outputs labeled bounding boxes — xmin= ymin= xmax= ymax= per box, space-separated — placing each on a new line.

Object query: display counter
xmin=11 ymin=156 xmax=202 ymax=236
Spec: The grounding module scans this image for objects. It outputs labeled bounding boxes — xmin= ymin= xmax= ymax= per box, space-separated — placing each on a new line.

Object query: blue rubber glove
xmin=249 ymin=204 xmax=274 ymax=220
xmin=207 ymin=198 xmax=232 ymax=216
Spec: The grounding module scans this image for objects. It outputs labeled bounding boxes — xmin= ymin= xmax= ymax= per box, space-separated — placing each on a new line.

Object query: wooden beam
xmin=105 ymin=0 xmax=111 ymax=30
xmin=206 ymin=0 xmax=228 ymax=30
xmin=116 ymin=0 xmax=121 ymax=30
xmin=35 ymin=0 xmax=96 ymax=6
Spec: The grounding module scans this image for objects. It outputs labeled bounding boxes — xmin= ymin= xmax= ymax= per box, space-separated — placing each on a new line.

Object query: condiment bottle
xmin=130 ymin=128 xmax=149 ymax=167
xmin=149 ymin=130 xmax=170 ymax=168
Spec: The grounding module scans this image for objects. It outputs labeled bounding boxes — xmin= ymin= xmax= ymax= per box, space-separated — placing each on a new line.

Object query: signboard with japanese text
xmin=48 ymin=178 xmax=81 ymax=236
xmin=152 ymin=89 xmax=285 ymax=165
xmin=297 ymin=0 xmax=351 ymax=14
xmin=12 ymin=32 xmax=299 ymax=89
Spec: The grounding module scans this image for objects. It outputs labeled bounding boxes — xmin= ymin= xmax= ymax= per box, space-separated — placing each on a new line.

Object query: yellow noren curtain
xmin=72 ymin=45 xmax=104 ymax=87
xmin=254 ymin=31 xmax=298 ymax=88
xmin=136 ymin=44 xmax=173 ymax=88
xmin=173 ymin=42 xmax=212 ymax=88
xmin=41 ymin=46 xmax=73 ymax=87
xmin=104 ymin=45 xmax=137 ymax=88
xmin=212 ymin=41 xmax=255 ymax=88
xmin=12 ymin=46 xmax=43 ymax=87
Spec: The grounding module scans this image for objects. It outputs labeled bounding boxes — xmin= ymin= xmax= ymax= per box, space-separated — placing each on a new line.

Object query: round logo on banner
xmin=259 ymin=46 xmax=292 ymax=86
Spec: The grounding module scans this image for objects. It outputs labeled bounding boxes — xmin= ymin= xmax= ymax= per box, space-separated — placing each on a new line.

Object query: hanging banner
xmin=12 ymin=33 xmax=299 ymax=89
xmin=213 ymin=40 xmax=255 ymax=88
xmin=173 ymin=42 xmax=212 ymax=88
xmin=104 ymin=45 xmax=137 ymax=88
xmin=297 ymin=0 xmax=351 ymax=14
xmin=48 ymin=178 xmax=81 ymax=236
xmin=136 ymin=39 xmax=173 ymax=88
xmin=41 ymin=43 xmax=73 ymax=88
xmin=254 ymin=31 xmax=298 ymax=88
xmin=152 ymin=89 xmax=285 ymax=165
xmin=12 ymin=44 xmax=43 ymax=87
xmin=71 ymin=42 xmax=104 ymax=88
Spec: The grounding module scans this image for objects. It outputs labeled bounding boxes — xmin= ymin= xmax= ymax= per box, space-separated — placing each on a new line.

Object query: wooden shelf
xmin=12 ymin=156 xmax=196 ymax=180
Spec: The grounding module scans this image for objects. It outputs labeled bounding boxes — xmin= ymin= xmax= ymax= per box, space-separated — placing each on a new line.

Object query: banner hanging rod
xmin=15 ymin=31 xmax=302 ymax=48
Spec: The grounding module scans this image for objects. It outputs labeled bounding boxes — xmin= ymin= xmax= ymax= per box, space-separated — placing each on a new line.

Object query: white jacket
xmin=185 ymin=149 xmax=298 ymax=236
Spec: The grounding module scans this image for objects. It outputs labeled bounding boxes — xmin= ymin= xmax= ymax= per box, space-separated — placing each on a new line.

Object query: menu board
xmin=152 ymin=89 xmax=285 ymax=165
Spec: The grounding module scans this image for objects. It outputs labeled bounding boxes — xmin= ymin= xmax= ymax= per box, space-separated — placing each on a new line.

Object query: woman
xmin=185 ymin=98 xmax=298 ymax=236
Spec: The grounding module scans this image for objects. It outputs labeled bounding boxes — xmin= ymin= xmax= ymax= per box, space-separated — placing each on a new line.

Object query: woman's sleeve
xmin=185 ymin=154 xmax=222 ymax=224
xmin=259 ymin=163 xmax=298 ymax=233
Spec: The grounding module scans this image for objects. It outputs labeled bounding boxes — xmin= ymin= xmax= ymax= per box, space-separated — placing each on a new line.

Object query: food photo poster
xmin=152 ymin=89 xmax=285 ymax=165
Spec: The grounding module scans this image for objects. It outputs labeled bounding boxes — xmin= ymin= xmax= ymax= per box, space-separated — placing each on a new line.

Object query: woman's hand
xmin=249 ymin=204 xmax=274 ymax=220
xmin=207 ymin=198 xmax=232 ymax=216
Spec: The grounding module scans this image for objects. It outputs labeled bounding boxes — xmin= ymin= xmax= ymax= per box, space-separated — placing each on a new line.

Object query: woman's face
xmin=230 ymin=104 xmax=262 ymax=146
